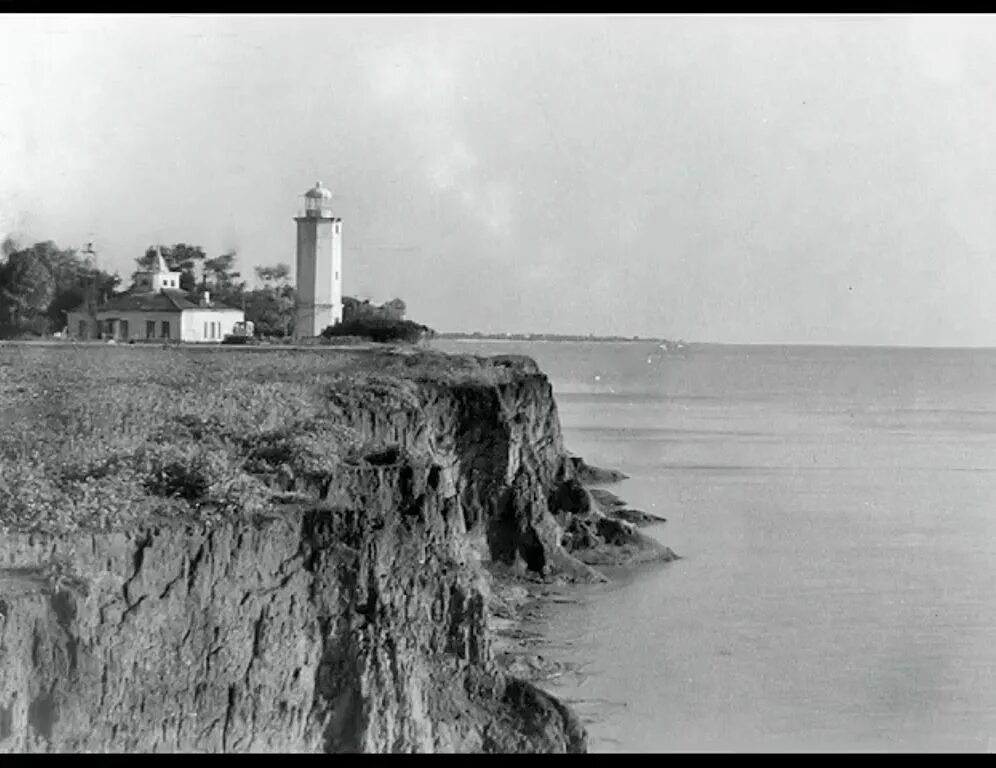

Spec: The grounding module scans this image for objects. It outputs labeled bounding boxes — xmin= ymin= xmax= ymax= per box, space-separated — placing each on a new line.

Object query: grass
xmin=0 ymin=342 xmax=539 ymax=534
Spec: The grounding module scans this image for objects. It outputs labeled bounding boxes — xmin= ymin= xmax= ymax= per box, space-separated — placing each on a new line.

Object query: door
xmin=160 ymin=320 xmax=170 ymax=339
xmin=78 ymin=320 xmax=88 ymax=340
xmin=146 ymin=321 xmax=155 ymax=339
xmin=119 ymin=320 xmax=129 ymax=340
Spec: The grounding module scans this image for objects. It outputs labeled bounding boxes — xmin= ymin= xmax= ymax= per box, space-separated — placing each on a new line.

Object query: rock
xmin=485 ymin=678 xmax=587 ymax=753
xmin=568 ymin=516 xmax=679 ymax=568
xmin=608 ymin=507 xmax=668 ymax=527
xmin=596 ymin=516 xmax=638 ymax=546
xmin=587 ymin=487 xmax=627 ymax=511
xmin=568 ymin=456 xmax=629 ymax=484
xmin=587 ymin=488 xmax=666 ymax=527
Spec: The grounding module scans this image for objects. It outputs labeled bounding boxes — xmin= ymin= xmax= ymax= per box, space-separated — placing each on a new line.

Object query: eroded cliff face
xmin=0 ymin=351 xmax=654 ymax=753
xmin=0 ymin=462 xmax=583 ymax=753
xmin=322 ymin=356 xmax=604 ymax=580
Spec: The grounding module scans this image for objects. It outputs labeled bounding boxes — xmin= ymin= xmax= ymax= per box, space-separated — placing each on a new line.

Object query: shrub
xmin=136 ymin=441 xmax=270 ymax=515
xmin=321 ymin=316 xmax=433 ymax=344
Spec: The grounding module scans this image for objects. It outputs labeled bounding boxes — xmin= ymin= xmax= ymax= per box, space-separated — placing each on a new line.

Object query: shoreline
xmin=489 ymin=463 xmax=677 ymax=693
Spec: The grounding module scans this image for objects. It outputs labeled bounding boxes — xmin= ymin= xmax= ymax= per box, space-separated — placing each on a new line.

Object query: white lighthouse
xmin=294 ymin=181 xmax=342 ymax=338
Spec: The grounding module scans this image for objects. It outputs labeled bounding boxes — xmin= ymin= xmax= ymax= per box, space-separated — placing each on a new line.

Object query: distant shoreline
xmin=434 ymin=335 xmax=996 ymax=352
xmin=436 ymin=333 xmax=682 ymax=345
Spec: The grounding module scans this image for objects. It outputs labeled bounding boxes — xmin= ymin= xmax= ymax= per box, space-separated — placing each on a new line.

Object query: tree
xmin=0 ymin=248 xmax=55 ymax=333
xmin=202 ymin=251 xmax=246 ymax=305
xmin=48 ymin=269 xmax=120 ymax=331
xmin=255 ymin=263 xmax=291 ymax=287
xmin=203 ymin=250 xmax=238 ymax=286
xmin=342 ymin=295 xmax=407 ymax=323
xmin=0 ymin=239 xmax=119 ymax=337
xmin=321 ymin=315 xmax=432 ymax=344
xmin=341 ymin=295 xmax=364 ymax=322
xmin=202 ymin=250 xmax=245 ymax=306
xmin=383 ymin=298 xmax=407 ymax=320
xmin=246 ymin=263 xmax=295 ymax=337
xmin=2 ymin=236 xmax=19 ymax=260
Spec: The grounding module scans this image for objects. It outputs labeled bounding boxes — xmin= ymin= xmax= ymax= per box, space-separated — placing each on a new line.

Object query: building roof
xmin=304 ymin=181 xmax=333 ymax=200
xmin=84 ymin=289 xmax=240 ymax=314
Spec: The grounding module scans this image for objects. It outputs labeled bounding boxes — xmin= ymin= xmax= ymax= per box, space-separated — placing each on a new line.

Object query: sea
xmin=432 ymin=339 xmax=996 ymax=753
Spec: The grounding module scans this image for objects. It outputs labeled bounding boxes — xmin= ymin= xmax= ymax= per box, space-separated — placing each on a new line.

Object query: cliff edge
xmin=0 ymin=344 xmax=671 ymax=753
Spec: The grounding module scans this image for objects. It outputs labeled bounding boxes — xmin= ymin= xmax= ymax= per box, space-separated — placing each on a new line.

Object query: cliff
xmin=0 ymin=345 xmax=671 ymax=753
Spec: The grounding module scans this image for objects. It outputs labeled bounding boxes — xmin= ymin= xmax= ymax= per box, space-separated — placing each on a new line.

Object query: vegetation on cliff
xmin=0 ymin=345 xmax=507 ymax=535
xmin=321 ymin=296 xmax=434 ymax=344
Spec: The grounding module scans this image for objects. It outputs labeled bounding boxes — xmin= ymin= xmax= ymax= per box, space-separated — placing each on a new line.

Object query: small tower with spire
xmin=134 ymin=246 xmax=182 ymax=292
xmin=294 ymin=181 xmax=342 ymax=338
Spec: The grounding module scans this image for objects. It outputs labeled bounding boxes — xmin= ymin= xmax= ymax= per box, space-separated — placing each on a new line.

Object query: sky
xmin=2 ymin=13 xmax=996 ymax=345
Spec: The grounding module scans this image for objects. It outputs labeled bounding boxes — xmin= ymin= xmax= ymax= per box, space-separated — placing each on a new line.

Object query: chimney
xmin=201 ymin=291 xmax=210 ymax=307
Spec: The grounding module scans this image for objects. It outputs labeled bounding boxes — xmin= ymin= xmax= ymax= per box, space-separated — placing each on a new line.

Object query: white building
xmin=66 ymin=251 xmax=244 ymax=342
xmin=294 ymin=181 xmax=343 ymax=338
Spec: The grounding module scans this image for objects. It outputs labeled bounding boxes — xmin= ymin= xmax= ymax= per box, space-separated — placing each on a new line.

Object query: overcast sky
xmin=2 ymin=13 xmax=996 ymax=345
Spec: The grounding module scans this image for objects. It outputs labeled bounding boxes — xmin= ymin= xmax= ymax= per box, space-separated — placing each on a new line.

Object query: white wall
xmin=66 ymin=308 xmax=244 ymax=342
xmin=182 ymin=308 xmax=245 ymax=342
xmin=295 ymin=216 xmax=342 ymax=337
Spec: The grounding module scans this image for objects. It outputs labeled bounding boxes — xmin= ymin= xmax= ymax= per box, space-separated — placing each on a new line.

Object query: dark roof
xmin=304 ymin=181 xmax=333 ymax=199
xmin=80 ymin=289 xmax=239 ymax=314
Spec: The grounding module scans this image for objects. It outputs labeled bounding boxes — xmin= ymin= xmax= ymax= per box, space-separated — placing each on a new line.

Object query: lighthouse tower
xmin=294 ymin=181 xmax=342 ymax=338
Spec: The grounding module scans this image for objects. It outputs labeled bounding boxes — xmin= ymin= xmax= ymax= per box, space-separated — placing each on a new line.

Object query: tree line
xmin=0 ymin=238 xmax=119 ymax=338
xmin=0 ymin=238 xmax=408 ymax=339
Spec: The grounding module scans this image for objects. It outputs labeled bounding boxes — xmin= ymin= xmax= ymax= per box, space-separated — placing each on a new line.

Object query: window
xmin=147 ymin=321 xmax=156 ymax=339
xmin=120 ymin=320 xmax=129 ymax=340
xmin=204 ymin=321 xmax=208 ymax=339
xmin=160 ymin=320 xmax=170 ymax=339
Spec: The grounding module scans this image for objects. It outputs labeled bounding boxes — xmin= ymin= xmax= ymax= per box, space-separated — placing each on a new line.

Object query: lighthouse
xmin=294 ymin=181 xmax=342 ymax=338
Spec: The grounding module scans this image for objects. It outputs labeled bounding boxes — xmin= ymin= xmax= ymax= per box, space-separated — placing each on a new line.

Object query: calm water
xmin=433 ymin=339 xmax=996 ymax=753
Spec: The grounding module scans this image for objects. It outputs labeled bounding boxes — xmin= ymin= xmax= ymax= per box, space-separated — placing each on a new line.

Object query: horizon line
xmin=436 ymin=333 xmax=996 ymax=351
